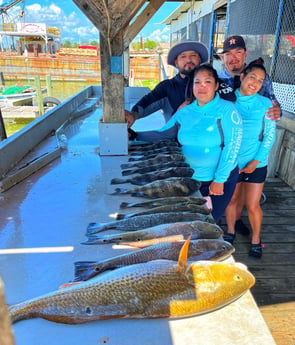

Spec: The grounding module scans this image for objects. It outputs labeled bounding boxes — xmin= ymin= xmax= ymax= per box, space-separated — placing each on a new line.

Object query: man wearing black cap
xmin=219 ymin=35 xmax=280 ymax=238
xmin=125 ymin=41 xmax=208 ymax=140
xmin=218 ymin=35 xmax=281 ymax=121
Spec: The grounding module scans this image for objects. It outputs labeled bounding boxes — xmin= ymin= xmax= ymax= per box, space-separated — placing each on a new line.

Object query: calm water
xmin=2 ymin=79 xmax=98 ymax=137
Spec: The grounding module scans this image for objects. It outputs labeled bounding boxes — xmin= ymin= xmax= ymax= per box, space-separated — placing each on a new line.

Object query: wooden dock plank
xmin=221 ymin=178 xmax=295 ymax=345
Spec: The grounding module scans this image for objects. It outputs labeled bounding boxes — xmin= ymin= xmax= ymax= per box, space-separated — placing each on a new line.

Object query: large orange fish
xmin=9 ymin=238 xmax=255 ymax=324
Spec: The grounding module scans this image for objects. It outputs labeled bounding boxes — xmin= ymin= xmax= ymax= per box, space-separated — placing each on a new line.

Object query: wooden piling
xmin=0 ymin=277 xmax=15 ymax=345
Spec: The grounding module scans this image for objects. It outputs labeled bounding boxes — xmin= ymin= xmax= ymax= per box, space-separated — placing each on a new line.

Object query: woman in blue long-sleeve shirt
xmin=224 ymin=59 xmax=276 ymax=258
xmin=156 ymin=64 xmax=243 ymax=223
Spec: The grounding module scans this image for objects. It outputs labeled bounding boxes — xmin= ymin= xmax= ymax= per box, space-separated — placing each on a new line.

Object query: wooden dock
xmin=221 ymin=177 xmax=295 ymax=345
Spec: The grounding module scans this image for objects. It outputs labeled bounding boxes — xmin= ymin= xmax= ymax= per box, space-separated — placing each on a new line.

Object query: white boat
xmin=0 ymin=86 xmax=47 ymax=106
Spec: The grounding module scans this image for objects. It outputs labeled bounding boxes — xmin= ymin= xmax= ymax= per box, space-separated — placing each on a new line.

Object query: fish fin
xmin=177 ymin=235 xmax=191 ymax=272
xmin=86 ymin=222 xmax=105 ymax=235
xmin=74 ymin=261 xmax=98 ymax=281
xmin=121 ymin=169 xmax=135 ymax=176
xmin=58 ymin=281 xmax=82 ymax=289
xmin=111 ymin=178 xmax=129 ymax=184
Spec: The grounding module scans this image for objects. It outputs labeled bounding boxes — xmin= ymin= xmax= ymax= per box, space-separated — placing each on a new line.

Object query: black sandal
xmin=249 ymin=242 xmax=263 ymax=258
xmin=223 ymin=233 xmax=235 ymax=245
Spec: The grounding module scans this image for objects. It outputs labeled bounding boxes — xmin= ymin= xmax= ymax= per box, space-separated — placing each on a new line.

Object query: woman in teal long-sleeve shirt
xmin=224 ymin=59 xmax=276 ymax=258
xmin=157 ymin=64 xmax=243 ymax=222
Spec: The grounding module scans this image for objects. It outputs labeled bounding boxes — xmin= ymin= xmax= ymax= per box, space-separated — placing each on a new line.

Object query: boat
xmin=0 ymin=84 xmax=47 ymax=106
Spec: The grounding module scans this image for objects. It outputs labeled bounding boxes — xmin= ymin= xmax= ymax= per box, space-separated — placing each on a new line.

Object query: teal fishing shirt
xmin=235 ymin=89 xmax=276 ymax=169
xmin=158 ymin=94 xmax=243 ymax=182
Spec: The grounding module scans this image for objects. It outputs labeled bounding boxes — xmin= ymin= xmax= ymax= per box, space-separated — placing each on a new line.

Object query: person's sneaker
xmin=235 ymin=219 xmax=250 ymax=236
xmin=223 ymin=233 xmax=235 ymax=245
xmin=248 ymin=242 xmax=263 ymax=258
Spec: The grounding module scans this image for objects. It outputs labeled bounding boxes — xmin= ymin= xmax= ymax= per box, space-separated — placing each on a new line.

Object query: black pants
xmin=199 ymin=166 xmax=239 ymax=224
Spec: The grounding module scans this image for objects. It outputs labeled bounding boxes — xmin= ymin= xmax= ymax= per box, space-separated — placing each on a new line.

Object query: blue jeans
xmin=199 ymin=166 xmax=239 ymax=224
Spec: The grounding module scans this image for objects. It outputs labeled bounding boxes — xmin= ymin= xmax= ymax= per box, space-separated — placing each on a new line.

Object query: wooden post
xmin=0 ymin=71 xmax=5 ymax=87
xmin=46 ymin=75 xmax=52 ymax=97
xmin=100 ymin=32 xmax=125 ymax=123
xmin=0 ymin=277 xmax=16 ymax=345
xmin=99 ymin=31 xmax=128 ymax=155
xmin=0 ymin=109 xmax=7 ymax=141
xmin=34 ymin=75 xmax=44 ymax=116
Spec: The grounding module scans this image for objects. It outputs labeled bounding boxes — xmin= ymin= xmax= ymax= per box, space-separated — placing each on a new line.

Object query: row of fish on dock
xmin=8 ymin=140 xmax=255 ymax=325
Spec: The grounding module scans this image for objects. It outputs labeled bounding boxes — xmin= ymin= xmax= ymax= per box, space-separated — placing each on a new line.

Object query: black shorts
xmin=238 ymin=166 xmax=267 ymax=183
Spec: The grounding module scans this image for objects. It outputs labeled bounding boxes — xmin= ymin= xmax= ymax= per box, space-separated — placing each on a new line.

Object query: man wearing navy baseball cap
xmin=125 ymin=40 xmax=209 ymax=141
xmin=218 ymin=35 xmax=281 ymax=120
xmin=219 ymin=35 xmax=281 ymax=240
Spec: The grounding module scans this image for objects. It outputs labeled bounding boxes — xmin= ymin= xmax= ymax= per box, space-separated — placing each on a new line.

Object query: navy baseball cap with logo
xmin=222 ymin=35 xmax=246 ymax=53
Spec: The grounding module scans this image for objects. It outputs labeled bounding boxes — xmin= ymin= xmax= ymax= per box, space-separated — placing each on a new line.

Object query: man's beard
xmin=179 ymin=66 xmax=196 ymax=76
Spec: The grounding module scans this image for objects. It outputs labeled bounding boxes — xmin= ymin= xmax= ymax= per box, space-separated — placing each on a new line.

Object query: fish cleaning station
xmin=0 ymin=1 xmax=294 ymax=345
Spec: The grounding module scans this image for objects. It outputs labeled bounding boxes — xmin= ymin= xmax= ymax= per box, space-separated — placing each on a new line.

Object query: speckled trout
xmin=74 ymin=239 xmax=234 ymax=281
xmin=8 ymin=238 xmax=255 ymax=324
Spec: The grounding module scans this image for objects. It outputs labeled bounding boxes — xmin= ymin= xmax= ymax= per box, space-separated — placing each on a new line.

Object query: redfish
xmin=8 ymin=238 xmax=255 ymax=324
xmin=74 ymin=239 xmax=235 ymax=281
xmin=84 ymin=220 xmax=222 ymax=244
xmin=86 ymin=212 xmax=215 ymax=235
xmin=111 ymin=177 xmax=201 ymax=198
xmin=120 ymin=154 xmax=185 ymax=170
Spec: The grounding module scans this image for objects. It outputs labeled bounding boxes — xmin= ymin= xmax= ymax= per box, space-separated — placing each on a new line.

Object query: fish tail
xmin=115 ymin=213 xmax=127 ymax=220
xmin=74 ymin=261 xmax=98 ymax=281
xmin=110 ymin=178 xmax=129 ymax=184
xmin=120 ymin=163 xmax=133 ymax=169
xmin=86 ymin=222 xmax=107 ymax=235
xmin=121 ymin=169 xmax=135 ymax=176
xmin=110 ymin=188 xmax=129 ymax=195
xmin=82 ymin=232 xmax=113 ymax=244
xmin=119 ymin=201 xmax=131 ymax=208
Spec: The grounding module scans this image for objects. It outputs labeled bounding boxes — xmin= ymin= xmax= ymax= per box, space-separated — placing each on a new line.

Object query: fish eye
xmin=235 ymin=274 xmax=241 ymax=281
xmin=136 ymin=238 xmax=141 ymax=241
xmin=95 ymin=267 xmax=101 ymax=272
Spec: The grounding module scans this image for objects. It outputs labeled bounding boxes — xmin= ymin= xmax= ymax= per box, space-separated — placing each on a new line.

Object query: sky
xmin=0 ymin=0 xmax=181 ymax=44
